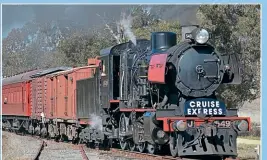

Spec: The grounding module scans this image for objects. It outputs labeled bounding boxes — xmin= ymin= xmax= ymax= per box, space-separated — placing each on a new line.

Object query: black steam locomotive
xmin=77 ymin=25 xmax=250 ymax=159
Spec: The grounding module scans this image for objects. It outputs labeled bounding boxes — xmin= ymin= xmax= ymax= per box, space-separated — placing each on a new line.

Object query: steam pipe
xmin=159 ymin=95 xmax=168 ymax=108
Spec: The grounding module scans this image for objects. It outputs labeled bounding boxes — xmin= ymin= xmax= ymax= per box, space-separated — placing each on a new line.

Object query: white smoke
xmin=117 ymin=13 xmax=137 ymax=45
xmin=89 ymin=114 xmax=103 ymax=131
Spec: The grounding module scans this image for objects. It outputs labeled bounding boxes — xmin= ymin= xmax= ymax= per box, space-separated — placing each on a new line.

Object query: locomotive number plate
xmin=213 ymin=120 xmax=232 ymax=128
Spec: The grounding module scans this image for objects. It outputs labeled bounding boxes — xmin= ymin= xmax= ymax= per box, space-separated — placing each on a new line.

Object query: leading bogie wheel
xmin=169 ymin=132 xmax=178 ymax=157
xmin=119 ymin=113 xmax=129 ymax=150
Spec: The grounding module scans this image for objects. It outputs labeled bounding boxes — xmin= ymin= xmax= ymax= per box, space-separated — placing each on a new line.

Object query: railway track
xmin=35 ymin=139 xmax=90 ymax=160
xmin=98 ymin=148 xmax=241 ymax=160
xmin=33 ymin=139 xmax=46 ymax=160
xmin=5 ymin=131 xmax=240 ymax=160
xmin=4 ymin=131 xmax=91 ymax=160
xmin=108 ymin=148 xmax=179 ymax=160
xmin=79 ymin=144 xmax=90 ymax=160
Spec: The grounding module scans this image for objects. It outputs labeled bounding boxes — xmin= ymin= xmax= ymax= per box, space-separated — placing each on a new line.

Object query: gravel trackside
xmin=2 ymin=131 xmax=141 ymax=160
xmin=2 ymin=131 xmax=42 ymax=160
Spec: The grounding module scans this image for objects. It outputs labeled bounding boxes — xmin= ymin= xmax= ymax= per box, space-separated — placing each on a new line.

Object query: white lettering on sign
xmin=186 ymin=108 xmax=223 ymax=115
xmin=186 ymin=100 xmax=225 ymax=115
xmin=189 ymin=101 xmax=220 ymax=108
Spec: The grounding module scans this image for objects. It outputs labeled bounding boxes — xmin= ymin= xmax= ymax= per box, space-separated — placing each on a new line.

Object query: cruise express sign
xmin=184 ymin=98 xmax=227 ymax=116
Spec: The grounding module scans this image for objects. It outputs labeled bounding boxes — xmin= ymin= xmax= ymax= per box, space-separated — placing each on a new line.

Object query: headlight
xmin=172 ymin=120 xmax=187 ymax=131
xmin=236 ymin=120 xmax=249 ymax=132
xmin=195 ymin=29 xmax=209 ymax=44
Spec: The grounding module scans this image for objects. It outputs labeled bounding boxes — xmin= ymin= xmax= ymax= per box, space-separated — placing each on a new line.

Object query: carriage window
xmin=101 ymin=60 xmax=107 ymax=76
xmin=4 ymin=98 xmax=7 ymax=104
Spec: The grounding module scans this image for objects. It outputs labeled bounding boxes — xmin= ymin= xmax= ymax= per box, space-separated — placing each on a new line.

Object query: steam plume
xmin=117 ymin=13 xmax=137 ymax=45
xmin=89 ymin=114 xmax=103 ymax=131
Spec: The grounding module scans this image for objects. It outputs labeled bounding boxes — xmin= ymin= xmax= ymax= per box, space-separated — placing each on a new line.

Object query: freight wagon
xmin=2 ymin=67 xmax=71 ymax=132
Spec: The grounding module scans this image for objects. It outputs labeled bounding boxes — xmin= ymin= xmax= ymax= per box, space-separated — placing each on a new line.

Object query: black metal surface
xmin=99 ymin=39 xmax=151 ymax=105
xmin=221 ymin=53 xmax=242 ymax=84
xmin=177 ymin=127 xmax=238 ymax=156
xmin=100 ymin=39 xmax=150 ymax=57
xmin=116 ymin=40 xmax=151 ymax=107
xmin=166 ymin=42 xmax=224 ymax=97
xmin=151 ymin=32 xmax=177 ymax=53
xmin=76 ymin=70 xmax=100 ymax=118
xmin=100 ymin=55 xmax=110 ymax=108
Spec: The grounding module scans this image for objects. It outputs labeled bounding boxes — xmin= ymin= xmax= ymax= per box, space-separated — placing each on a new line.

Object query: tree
xmin=134 ymin=20 xmax=181 ymax=40
xmin=197 ymin=5 xmax=260 ymax=107
xmin=56 ymin=30 xmax=117 ymax=67
xmin=2 ymin=19 xmax=87 ymax=76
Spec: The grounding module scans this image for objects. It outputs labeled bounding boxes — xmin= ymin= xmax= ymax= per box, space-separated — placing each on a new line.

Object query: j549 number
xmin=213 ymin=120 xmax=231 ymax=128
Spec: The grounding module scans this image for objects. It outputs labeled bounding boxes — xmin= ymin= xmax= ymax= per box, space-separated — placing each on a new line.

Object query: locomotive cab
xmin=99 ymin=47 xmax=121 ymax=108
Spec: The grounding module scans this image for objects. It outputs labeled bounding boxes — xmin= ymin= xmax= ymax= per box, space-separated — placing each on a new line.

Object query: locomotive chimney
xmin=181 ymin=25 xmax=199 ymax=41
xmin=151 ymin=32 xmax=177 ymax=53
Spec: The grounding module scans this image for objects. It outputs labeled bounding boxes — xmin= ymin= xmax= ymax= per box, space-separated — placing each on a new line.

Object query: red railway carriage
xmin=2 ymin=67 xmax=71 ymax=131
xmin=45 ymin=65 xmax=98 ymax=121
xmin=2 ymin=70 xmax=41 ymax=117
xmin=29 ymin=67 xmax=73 ymax=120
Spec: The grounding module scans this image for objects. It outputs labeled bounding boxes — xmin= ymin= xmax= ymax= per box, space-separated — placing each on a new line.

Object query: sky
xmin=2 ymin=5 xmax=199 ymax=38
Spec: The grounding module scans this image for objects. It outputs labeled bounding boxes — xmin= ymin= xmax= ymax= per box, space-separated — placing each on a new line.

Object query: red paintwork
xmin=45 ymin=66 xmax=98 ymax=120
xmin=31 ymin=76 xmax=48 ymax=120
xmin=2 ymin=82 xmax=26 ymax=116
xmin=79 ymin=120 xmax=92 ymax=125
xmin=2 ymin=70 xmax=41 ymax=117
xmin=148 ymin=53 xmax=168 ymax=84
xmin=88 ymin=57 xmax=101 ymax=66
xmin=110 ymin=100 xmax=120 ymax=103
xmin=157 ymin=117 xmax=251 ymax=132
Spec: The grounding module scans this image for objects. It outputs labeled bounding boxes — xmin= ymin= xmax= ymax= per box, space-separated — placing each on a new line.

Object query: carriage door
xmin=100 ymin=55 xmax=109 ymax=108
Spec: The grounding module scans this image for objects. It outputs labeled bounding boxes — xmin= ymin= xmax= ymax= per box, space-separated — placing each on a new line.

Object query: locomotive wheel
xmin=137 ymin=142 xmax=146 ymax=153
xmin=66 ymin=125 xmax=73 ymax=141
xmin=46 ymin=133 xmax=51 ymax=140
xmin=135 ymin=121 xmax=146 ymax=153
xmin=128 ymin=112 xmax=136 ymax=151
xmin=72 ymin=131 xmax=80 ymax=144
xmin=147 ymin=143 xmax=157 ymax=154
xmin=119 ymin=113 xmax=129 ymax=150
xmin=169 ymin=132 xmax=179 ymax=157
xmin=29 ymin=125 xmax=34 ymax=135
xmin=101 ymin=138 xmax=112 ymax=150
xmin=88 ymin=141 xmax=96 ymax=149
xmin=128 ymin=141 xmax=136 ymax=151
xmin=35 ymin=126 xmax=41 ymax=136
xmin=40 ymin=127 xmax=48 ymax=138
xmin=119 ymin=138 xmax=128 ymax=150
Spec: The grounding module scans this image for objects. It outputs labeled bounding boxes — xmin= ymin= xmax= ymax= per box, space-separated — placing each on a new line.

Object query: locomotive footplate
xmin=158 ymin=116 xmax=250 ymax=157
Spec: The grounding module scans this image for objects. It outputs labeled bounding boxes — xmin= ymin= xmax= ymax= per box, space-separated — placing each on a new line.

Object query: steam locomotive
xmin=2 ymin=25 xmax=250 ymax=159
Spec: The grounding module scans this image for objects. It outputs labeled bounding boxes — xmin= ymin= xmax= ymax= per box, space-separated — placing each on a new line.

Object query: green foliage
xmin=130 ymin=6 xmax=181 ymax=40
xmin=134 ymin=20 xmax=181 ymax=40
xmin=197 ymin=5 xmax=260 ymax=107
xmin=56 ymin=30 xmax=116 ymax=66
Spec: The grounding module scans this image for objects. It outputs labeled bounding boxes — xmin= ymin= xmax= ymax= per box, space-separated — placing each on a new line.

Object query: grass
xmin=238 ymin=144 xmax=258 ymax=160
xmin=239 ymin=135 xmax=261 ymax=141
